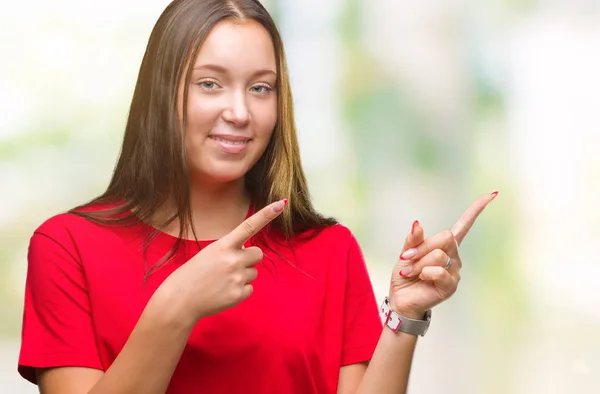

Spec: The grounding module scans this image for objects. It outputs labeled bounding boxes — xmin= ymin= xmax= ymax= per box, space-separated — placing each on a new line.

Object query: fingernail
xmin=411 ymin=220 xmax=419 ymax=235
xmin=400 ymin=248 xmax=417 ymax=260
xmin=282 ymin=198 xmax=288 ymax=206
xmin=490 ymin=191 xmax=499 ymax=199
xmin=399 ymin=266 xmax=413 ymax=277
xmin=272 ymin=200 xmax=286 ymax=213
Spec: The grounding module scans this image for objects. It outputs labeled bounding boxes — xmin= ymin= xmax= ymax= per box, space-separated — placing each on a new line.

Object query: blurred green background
xmin=1 ymin=0 xmax=599 ymax=393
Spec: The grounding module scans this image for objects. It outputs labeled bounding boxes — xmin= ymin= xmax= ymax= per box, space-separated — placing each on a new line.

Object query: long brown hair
xmin=72 ymin=0 xmax=337 ymax=253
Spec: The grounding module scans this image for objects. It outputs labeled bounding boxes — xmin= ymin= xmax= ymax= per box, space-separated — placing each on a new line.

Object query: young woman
xmin=18 ymin=1 xmax=497 ymax=393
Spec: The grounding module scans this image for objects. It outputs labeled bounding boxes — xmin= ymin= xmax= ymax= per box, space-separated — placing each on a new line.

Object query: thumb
xmin=401 ymin=220 xmax=424 ymax=253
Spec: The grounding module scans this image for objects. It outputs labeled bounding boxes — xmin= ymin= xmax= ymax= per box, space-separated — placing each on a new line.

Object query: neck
xmin=157 ymin=178 xmax=251 ymax=241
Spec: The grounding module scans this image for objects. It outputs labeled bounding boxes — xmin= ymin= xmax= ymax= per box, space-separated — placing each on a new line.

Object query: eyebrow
xmin=193 ymin=64 xmax=277 ymax=78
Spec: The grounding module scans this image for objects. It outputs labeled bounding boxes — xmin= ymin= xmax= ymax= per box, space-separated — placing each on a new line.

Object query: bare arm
xmin=337 ymin=329 xmax=416 ymax=394
xmin=38 ymin=289 xmax=195 ymax=394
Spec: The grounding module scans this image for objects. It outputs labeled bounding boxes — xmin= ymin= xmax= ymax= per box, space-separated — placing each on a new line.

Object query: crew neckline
xmin=138 ymin=203 xmax=256 ymax=248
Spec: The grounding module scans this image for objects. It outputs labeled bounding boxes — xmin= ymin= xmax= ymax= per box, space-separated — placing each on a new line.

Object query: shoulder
xmin=26 ymin=213 xmax=98 ymax=267
xmin=34 ymin=199 xmax=128 ymax=237
xmin=31 ymin=200 xmax=137 ymax=253
xmin=26 ymin=205 xmax=147 ymax=282
xmin=34 ymin=212 xmax=94 ymax=242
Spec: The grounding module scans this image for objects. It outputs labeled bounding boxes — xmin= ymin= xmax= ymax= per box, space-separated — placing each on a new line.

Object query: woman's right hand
xmin=154 ymin=199 xmax=288 ymax=323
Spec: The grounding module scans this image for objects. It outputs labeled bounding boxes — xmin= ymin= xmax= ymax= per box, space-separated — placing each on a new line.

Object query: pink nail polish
xmin=400 ymin=248 xmax=417 ymax=260
xmin=272 ymin=200 xmax=287 ymax=213
xmin=490 ymin=191 xmax=498 ymax=199
xmin=399 ymin=266 xmax=413 ymax=277
xmin=282 ymin=198 xmax=288 ymax=206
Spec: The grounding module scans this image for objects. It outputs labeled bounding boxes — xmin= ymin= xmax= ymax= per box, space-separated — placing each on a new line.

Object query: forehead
xmin=193 ymin=19 xmax=276 ymax=71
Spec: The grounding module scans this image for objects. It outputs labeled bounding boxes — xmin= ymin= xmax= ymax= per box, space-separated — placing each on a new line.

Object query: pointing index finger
xmin=222 ymin=199 xmax=288 ymax=248
xmin=451 ymin=191 xmax=498 ymax=245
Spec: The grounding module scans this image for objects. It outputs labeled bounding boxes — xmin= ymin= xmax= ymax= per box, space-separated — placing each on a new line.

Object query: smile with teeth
xmin=209 ymin=136 xmax=248 ymax=145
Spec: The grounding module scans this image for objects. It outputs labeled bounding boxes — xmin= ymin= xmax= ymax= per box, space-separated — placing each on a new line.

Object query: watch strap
xmin=379 ymin=297 xmax=431 ymax=336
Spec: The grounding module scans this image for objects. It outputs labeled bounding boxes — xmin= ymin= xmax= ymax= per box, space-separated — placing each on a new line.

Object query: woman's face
xmin=179 ymin=19 xmax=278 ymax=186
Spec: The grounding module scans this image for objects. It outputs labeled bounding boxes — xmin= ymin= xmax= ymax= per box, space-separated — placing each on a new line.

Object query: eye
xmin=250 ymin=84 xmax=273 ymax=94
xmin=198 ymin=80 xmax=220 ymax=90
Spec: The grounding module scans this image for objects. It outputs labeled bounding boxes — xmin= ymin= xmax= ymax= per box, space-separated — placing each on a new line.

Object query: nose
xmin=222 ymin=91 xmax=250 ymax=127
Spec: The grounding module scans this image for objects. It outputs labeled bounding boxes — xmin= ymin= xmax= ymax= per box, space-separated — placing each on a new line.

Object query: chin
xmin=192 ymin=164 xmax=249 ymax=186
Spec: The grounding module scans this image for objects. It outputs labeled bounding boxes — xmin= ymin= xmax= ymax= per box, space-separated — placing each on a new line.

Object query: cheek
xmin=252 ymin=99 xmax=278 ymax=137
xmin=183 ymin=95 xmax=219 ymax=151
xmin=186 ymin=97 xmax=219 ymax=127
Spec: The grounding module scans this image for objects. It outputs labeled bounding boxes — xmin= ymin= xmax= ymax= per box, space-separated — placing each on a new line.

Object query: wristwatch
xmin=379 ymin=297 xmax=432 ymax=337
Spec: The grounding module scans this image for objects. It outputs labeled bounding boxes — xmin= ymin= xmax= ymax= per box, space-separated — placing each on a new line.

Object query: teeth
xmin=211 ymin=137 xmax=247 ymax=145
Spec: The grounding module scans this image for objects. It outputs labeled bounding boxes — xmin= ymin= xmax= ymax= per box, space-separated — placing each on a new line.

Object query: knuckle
xmin=447 ymin=275 xmax=458 ymax=294
xmin=450 ymin=284 xmax=458 ymax=297
xmin=242 ymin=220 xmax=256 ymax=237
xmin=245 ymin=284 xmax=254 ymax=297
xmin=420 ymin=239 xmax=431 ymax=255
xmin=432 ymin=249 xmax=446 ymax=262
xmin=442 ymin=230 xmax=455 ymax=245
xmin=439 ymin=284 xmax=456 ymax=300
xmin=436 ymin=285 xmax=448 ymax=300
xmin=232 ymin=273 xmax=244 ymax=285
xmin=224 ymin=255 xmax=239 ymax=270
xmin=247 ymin=246 xmax=263 ymax=263
xmin=249 ymin=267 xmax=258 ymax=278
xmin=230 ymin=287 xmax=244 ymax=301
xmin=223 ymin=254 xmax=240 ymax=274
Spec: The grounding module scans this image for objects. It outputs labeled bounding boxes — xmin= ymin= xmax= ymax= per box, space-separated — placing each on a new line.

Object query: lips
xmin=209 ymin=136 xmax=249 ymax=145
xmin=208 ymin=134 xmax=251 ymax=154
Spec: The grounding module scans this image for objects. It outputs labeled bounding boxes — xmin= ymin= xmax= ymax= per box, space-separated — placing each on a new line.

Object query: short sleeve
xmin=340 ymin=235 xmax=383 ymax=366
xmin=18 ymin=230 xmax=102 ymax=384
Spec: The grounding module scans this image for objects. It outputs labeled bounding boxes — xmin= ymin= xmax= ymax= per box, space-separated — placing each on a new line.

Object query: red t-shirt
xmin=18 ymin=210 xmax=383 ymax=393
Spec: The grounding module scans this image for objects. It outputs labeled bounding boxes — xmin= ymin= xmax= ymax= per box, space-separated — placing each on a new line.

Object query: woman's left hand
xmin=388 ymin=192 xmax=498 ymax=319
